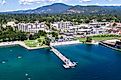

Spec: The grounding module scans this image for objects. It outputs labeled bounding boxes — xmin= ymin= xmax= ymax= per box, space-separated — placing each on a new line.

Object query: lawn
xmin=92 ymin=37 xmax=120 ymax=41
xmin=79 ymin=37 xmax=121 ymax=42
xmin=24 ymin=40 xmax=38 ymax=47
xmin=24 ymin=36 xmax=46 ymax=47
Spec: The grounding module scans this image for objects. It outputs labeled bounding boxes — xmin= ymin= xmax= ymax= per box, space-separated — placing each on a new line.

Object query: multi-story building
xmin=89 ymin=22 xmax=110 ymax=28
xmin=51 ymin=21 xmax=74 ymax=32
xmin=89 ymin=19 xmax=110 ymax=27
xmin=17 ymin=22 xmax=46 ymax=33
xmin=7 ymin=21 xmax=16 ymax=27
xmin=67 ymin=24 xmax=91 ymax=35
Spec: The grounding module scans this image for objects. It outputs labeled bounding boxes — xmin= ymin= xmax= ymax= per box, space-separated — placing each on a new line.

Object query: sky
xmin=0 ymin=0 xmax=121 ymax=12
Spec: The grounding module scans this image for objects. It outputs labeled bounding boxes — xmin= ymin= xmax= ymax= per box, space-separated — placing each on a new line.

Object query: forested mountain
xmin=4 ymin=3 xmax=72 ymax=14
xmin=65 ymin=5 xmax=121 ymax=15
xmin=2 ymin=3 xmax=121 ymax=15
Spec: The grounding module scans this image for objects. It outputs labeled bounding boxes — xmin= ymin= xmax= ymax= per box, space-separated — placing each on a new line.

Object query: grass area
xmin=78 ymin=38 xmax=86 ymax=42
xmin=92 ymin=37 xmax=120 ymax=41
xmin=24 ymin=36 xmax=46 ymax=47
xmin=24 ymin=40 xmax=38 ymax=47
xmin=79 ymin=37 xmax=121 ymax=42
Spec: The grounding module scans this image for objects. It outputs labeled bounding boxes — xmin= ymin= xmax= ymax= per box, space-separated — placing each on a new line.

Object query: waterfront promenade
xmin=50 ymin=46 xmax=77 ymax=68
xmin=50 ymin=40 xmax=81 ymax=46
xmin=0 ymin=41 xmax=48 ymax=50
xmin=0 ymin=40 xmax=81 ymax=50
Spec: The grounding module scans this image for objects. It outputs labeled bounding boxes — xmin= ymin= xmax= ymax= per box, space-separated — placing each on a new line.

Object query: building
xmin=67 ymin=24 xmax=91 ymax=35
xmin=17 ymin=22 xmax=46 ymax=33
xmin=89 ymin=22 xmax=110 ymax=28
xmin=51 ymin=21 xmax=74 ymax=32
xmin=7 ymin=21 xmax=16 ymax=27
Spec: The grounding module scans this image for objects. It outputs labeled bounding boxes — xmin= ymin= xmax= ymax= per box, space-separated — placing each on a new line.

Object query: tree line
xmin=0 ymin=14 xmax=121 ymax=24
xmin=0 ymin=26 xmax=27 ymax=42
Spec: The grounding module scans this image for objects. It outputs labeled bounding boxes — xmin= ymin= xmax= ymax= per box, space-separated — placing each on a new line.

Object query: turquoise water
xmin=0 ymin=44 xmax=121 ymax=80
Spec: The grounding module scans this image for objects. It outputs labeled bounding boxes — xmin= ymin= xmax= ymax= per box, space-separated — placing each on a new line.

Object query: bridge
xmin=50 ymin=46 xmax=77 ymax=69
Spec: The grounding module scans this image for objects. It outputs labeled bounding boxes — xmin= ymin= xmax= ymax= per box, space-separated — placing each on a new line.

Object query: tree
xmin=0 ymin=26 xmax=28 ymax=42
xmin=112 ymin=23 xmax=117 ymax=27
xmin=45 ymin=37 xmax=51 ymax=46
xmin=38 ymin=30 xmax=47 ymax=37
xmin=38 ymin=38 xmax=42 ymax=43
xmin=51 ymin=32 xmax=58 ymax=39
xmin=45 ymin=22 xmax=51 ymax=29
xmin=86 ymin=37 xmax=92 ymax=42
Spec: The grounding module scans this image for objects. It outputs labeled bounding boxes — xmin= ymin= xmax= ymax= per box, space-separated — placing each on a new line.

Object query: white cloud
xmin=19 ymin=0 xmax=42 ymax=5
xmin=0 ymin=0 xmax=6 ymax=5
xmin=19 ymin=0 xmax=67 ymax=5
xmin=80 ymin=0 xmax=91 ymax=3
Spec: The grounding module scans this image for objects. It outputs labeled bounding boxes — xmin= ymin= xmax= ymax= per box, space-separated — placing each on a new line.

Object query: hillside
xmin=65 ymin=6 xmax=121 ymax=15
xmin=2 ymin=3 xmax=121 ymax=15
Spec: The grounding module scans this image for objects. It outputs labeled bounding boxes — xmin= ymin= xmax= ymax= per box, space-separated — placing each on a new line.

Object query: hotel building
xmin=17 ymin=22 xmax=46 ymax=33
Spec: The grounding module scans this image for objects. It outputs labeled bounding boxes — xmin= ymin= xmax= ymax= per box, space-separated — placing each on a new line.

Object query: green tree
xmin=86 ymin=37 xmax=92 ymax=42
xmin=51 ymin=32 xmax=58 ymax=39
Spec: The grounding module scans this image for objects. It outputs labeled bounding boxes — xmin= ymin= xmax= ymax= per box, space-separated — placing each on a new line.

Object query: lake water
xmin=0 ymin=44 xmax=121 ymax=80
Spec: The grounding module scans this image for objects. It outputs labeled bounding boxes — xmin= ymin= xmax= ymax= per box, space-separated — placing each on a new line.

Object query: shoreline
xmin=0 ymin=40 xmax=82 ymax=50
xmin=0 ymin=40 xmax=99 ymax=50
xmin=99 ymin=41 xmax=121 ymax=52
xmin=0 ymin=41 xmax=49 ymax=50
xmin=50 ymin=40 xmax=82 ymax=46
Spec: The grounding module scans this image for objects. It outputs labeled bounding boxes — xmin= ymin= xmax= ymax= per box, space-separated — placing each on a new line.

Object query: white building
xmin=7 ymin=21 xmax=16 ymax=27
xmin=91 ymin=28 xmax=107 ymax=34
xmin=51 ymin=21 xmax=74 ymax=32
xmin=89 ymin=22 xmax=110 ymax=28
xmin=17 ymin=22 xmax=46 ymax=33
xmin=67 ymin=24 xmax=91 ymax=35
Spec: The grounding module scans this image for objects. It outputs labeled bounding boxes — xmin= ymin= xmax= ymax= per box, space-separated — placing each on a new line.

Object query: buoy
xmin=18 ymin=56 xmax=22 ymax=59
xmin=25 ymin=73 xmax=28 ymax=76
xmin=28 ymin=77 xmax=31 ymax=80
xmin=2 ymin=61 xmax=6 ymax=64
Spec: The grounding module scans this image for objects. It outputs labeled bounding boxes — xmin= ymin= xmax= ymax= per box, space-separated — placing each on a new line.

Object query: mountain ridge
xmin=2 ymin=3 xmax=121 ymax=15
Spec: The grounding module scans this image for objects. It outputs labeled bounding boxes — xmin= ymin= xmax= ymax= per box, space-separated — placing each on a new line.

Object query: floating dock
xmin=50 ymin=46 xmax=77 ymax=69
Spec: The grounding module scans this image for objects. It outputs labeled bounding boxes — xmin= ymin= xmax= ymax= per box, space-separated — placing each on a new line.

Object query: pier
xmin=50 ymin=46 xmax=77 ymax=69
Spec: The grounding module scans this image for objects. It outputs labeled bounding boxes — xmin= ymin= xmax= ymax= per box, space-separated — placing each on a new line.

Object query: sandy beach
xmin=50 ymin=40 xmax=82 ymax=46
